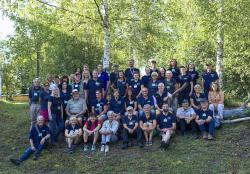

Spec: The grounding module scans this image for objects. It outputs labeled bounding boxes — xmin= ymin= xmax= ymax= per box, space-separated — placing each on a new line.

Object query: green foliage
xmin=0 ymin=0 xmax=249 ymax=99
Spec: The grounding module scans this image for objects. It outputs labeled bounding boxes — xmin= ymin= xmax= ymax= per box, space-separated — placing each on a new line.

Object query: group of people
xmin=10 ymin=58 xmax=224 ymax=165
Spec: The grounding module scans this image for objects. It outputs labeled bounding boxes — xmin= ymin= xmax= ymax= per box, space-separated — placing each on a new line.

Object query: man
xmin=157 ymin=103 xmax=176 ymax=150
xmin=137 ymin=87 xmax=155 ymax=118
xmin=202 ymin=63 xmax=219 ymax=98
xmin=176 ymin=99 xmax=198 ymax=138
xmin=72 ymin=72 xmax=84 ymax=99
xmin=149 ymin=60 xmax=159 ymax=75
xmin=64 ymin=116 xmax=82 ymax=154
xmin=163 ymin=70 xmax=178 ymax=113
xmin=147 ymin=72 xmax=161 ymax=96
xmin=99 ymin=111 xmax=119 ymax=153
xmin=97 ymin=64 xmax=110 ymax=93
xmin=122 ymin=106 xmax=143 ymax=149
xmin=124 ymin=58 xmax=140 ymax=81
xmin=29 ymin=78 xmax=42 ymax=126
xmin=66 ymin=89 xmax=88 ymax=126
xmin=154 ymin=83 xmax=169 ymax=115
xmin=91 ymin=90 xmax=108 ymax=121
xmin=139 ymin=104 xmax=157 ymax=146
xmin=195 ymin=98 xmax=215 ymax=140
xmin=175 ymin=66 xmax=193 ymax=105
xmin=85 ymin=69 xmax=105 ymax=106
xmin=109 ymin=64 xmax=119 ymax=87
xmin=10 ymin=116 xmax=50 ymax=165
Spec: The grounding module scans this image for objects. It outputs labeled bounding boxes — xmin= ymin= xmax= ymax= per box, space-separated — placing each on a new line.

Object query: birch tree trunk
xmin=216 ymin=0 xmax=224 ymax=88
xmin=102 ymin=0 xmax=110 ymax=69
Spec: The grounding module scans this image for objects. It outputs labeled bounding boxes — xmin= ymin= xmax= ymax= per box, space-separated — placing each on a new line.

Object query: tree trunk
xmin=102 ymin=0 xmax=110 ymax=70
xmin=216 ymin=0 xmax=224 ymax=88
xmin=223 ymin=107 xmax=250 ymax=119
xmin=36 ymin=49 xmax=40 ymax=78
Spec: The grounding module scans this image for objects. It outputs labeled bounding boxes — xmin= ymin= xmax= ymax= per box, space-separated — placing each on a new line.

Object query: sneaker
xmin=83 ymin=144 xmax=89 ymax=152
xmin=202 ymin=132 xmax=208 ymax=140
xmin=145 ymin=141 xmax=149 ymax=146
xmin=192 ymin=133 xmax=199 ymax=140
xmin=207 ymin=134 xmax=214 ymax=140
xmin=100 ymin=145 xmax=105 ymax=152
xmin=32 ymin=154 xmax=39 ymax=161
xmin=104 ymin=145 xmax=109 ymax=153
xmin=160 ymin=141 xmax=165 ymax=149
xmin=91 ymin=144 xmax=96 ymax=151
xmin=148 ymin=141 xmax=153 ymax=146
xmin=10 ymin=158 xmax=21 ymax=166
xmin=122 ymin=143 xmax=128 ymax=150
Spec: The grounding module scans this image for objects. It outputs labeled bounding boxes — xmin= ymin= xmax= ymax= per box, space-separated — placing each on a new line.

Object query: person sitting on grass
xmin=99 ymin=111 xmax=119 ymax=153
xmin=195 ymin=98 xmax=214 ymax=140
xmin=10 ymin=116 xmax=50 ymax=165
xmin=64 ymin=116 xmax=82 ymax=154
xmin=176 ymin=99 xmax=198 ymax=139
xmin=83 ymin=114 xmax=101 ymax=152
xmin=122 ymin=106 xmax=143 ymax=149
xmin=157 ymin=103 xmax=176 ymax=150
xmin=139 ymin=104 xmax=157 ymax=146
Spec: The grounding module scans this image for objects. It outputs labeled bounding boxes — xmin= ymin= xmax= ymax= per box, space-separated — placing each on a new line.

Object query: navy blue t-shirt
xmin=48 ymin=96 xmax=63 ymax=115
xmin=39 ymin=90 xmax=51 ymax=110
xmin=177 ymin=74 xmax=192 ymax=93
xmin=125 ymin=97 xmax=137 ymax=108
xmin=140 ymin=113 xmax=156 ymax=124
xmin=116 ymin=79 xmax=127 ymax=97
xmin=128 ymin=79 xmax=142 ymax=97
xmin=154 ymin=92 xmax=168 ymax=109
xmin=72 ymin=82 xmax=82 ymax=91
xmin=60 ymin=90 xmax=71 ymax=109
xmin=187 ymin=70 xmax=199 ymax=85
xmin=137 ymin=96 xmax=154 ymax=108
xmin=29 ymin=125 xmax=50 ymax=147
xmin=98 ymin=71 xmax=109 ymax=91
xmin=141 ymin=75 xmax=151 ymax=87
xmin=109 ymin=97 xmax=125 ymax=114
xmin=163 ymin=79 xmax=176 ymax=94
xmin=123 ymin=115 xmax=138 ymax=129
xmin=125 ymin=67 xmax=140 ymax=81
xmin=86 ymin=78 xmax=104 ymax=104
xmin=168 ymin=67 xmax=180 ymax=80
xmin=147 ymin=80 xmax=161 ymax=96
xmin=157 ymin=112 xmax=176 ymax=129
xmin=191 ymin=93 xmax=206 ymax=106
xmin=65 ymin=124 xmax=80 ymax=133
xmin=196 ymin=109 xmax=213 ymax=120
xmin=202 ymin=71 xmax=219 ymax=92
xmin=29 ymin=87 xmax=42 ymax=103
xmin=91 ymin=98 xmax=107 ymax=115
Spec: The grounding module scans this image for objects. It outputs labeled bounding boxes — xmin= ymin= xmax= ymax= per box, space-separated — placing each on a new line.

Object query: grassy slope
xmin=0 ymin=101 xmax=250 ymax=174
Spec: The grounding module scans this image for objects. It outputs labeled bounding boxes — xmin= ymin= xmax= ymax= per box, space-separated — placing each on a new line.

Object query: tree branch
xmin=93 ymin=0 xmax=105 ymax=27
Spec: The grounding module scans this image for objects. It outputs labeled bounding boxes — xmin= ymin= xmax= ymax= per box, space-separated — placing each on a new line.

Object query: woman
xmin=159 ymin=67 xmax=166 ymax=82
xmin=58 ymin=75 xmax=72 ymax=93
xmin=39 ymin=82 xmax=51 ymax=121
xmin=208 ymin=82 xmax=224 ymax=123
xmin=168 ymin=59 xmax=180 ymax=80
xmin=48 ymin=88 xmax=64 ymax=144
xmin=124 ymin=88 xmax=138 ymax=115
xmin=187 ymin=61 xmax=199 ymax=86
xmin=190 ymin=84 xmax=206 ymax=112
xmin=147 ymin=72 xmax=161 ymax=96
xmin=109 ymin=90 xmax=125 ymax=121
xmin=115 ymin=70 xmax=127 ymax=98
xmin=82 ymin=70 xmax=91 ymax=94
xmin=60 ymin=82 xmax=72 ymax=122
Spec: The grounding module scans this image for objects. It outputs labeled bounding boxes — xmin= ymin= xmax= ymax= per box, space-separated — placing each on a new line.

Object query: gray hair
xmin=37 ymin=115 xmax=45 ymax=121
xmin=107 ymin=110 xmax=114 ymax=116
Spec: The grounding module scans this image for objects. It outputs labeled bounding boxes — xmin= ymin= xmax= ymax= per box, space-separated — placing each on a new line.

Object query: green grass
xmin=1 ymin=100 xmax=250 ymax=174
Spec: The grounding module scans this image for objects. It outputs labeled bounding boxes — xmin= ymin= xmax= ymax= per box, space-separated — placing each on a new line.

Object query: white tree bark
xmin=216 ymin=0 xmax=224 ymax=88
xmin=102 ymin=0 xmax=110 ymax=69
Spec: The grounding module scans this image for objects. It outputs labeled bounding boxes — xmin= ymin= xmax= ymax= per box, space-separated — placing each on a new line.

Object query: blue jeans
xmin=19 ymin=143 xmax=45 ymax=161
xmin=198 ymin=119 xmax=215 ymax=135
xmin=50 ymin=114 xmax=64 ymax=143
xmin=122 ymin=128 xmax=142 ymax=144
